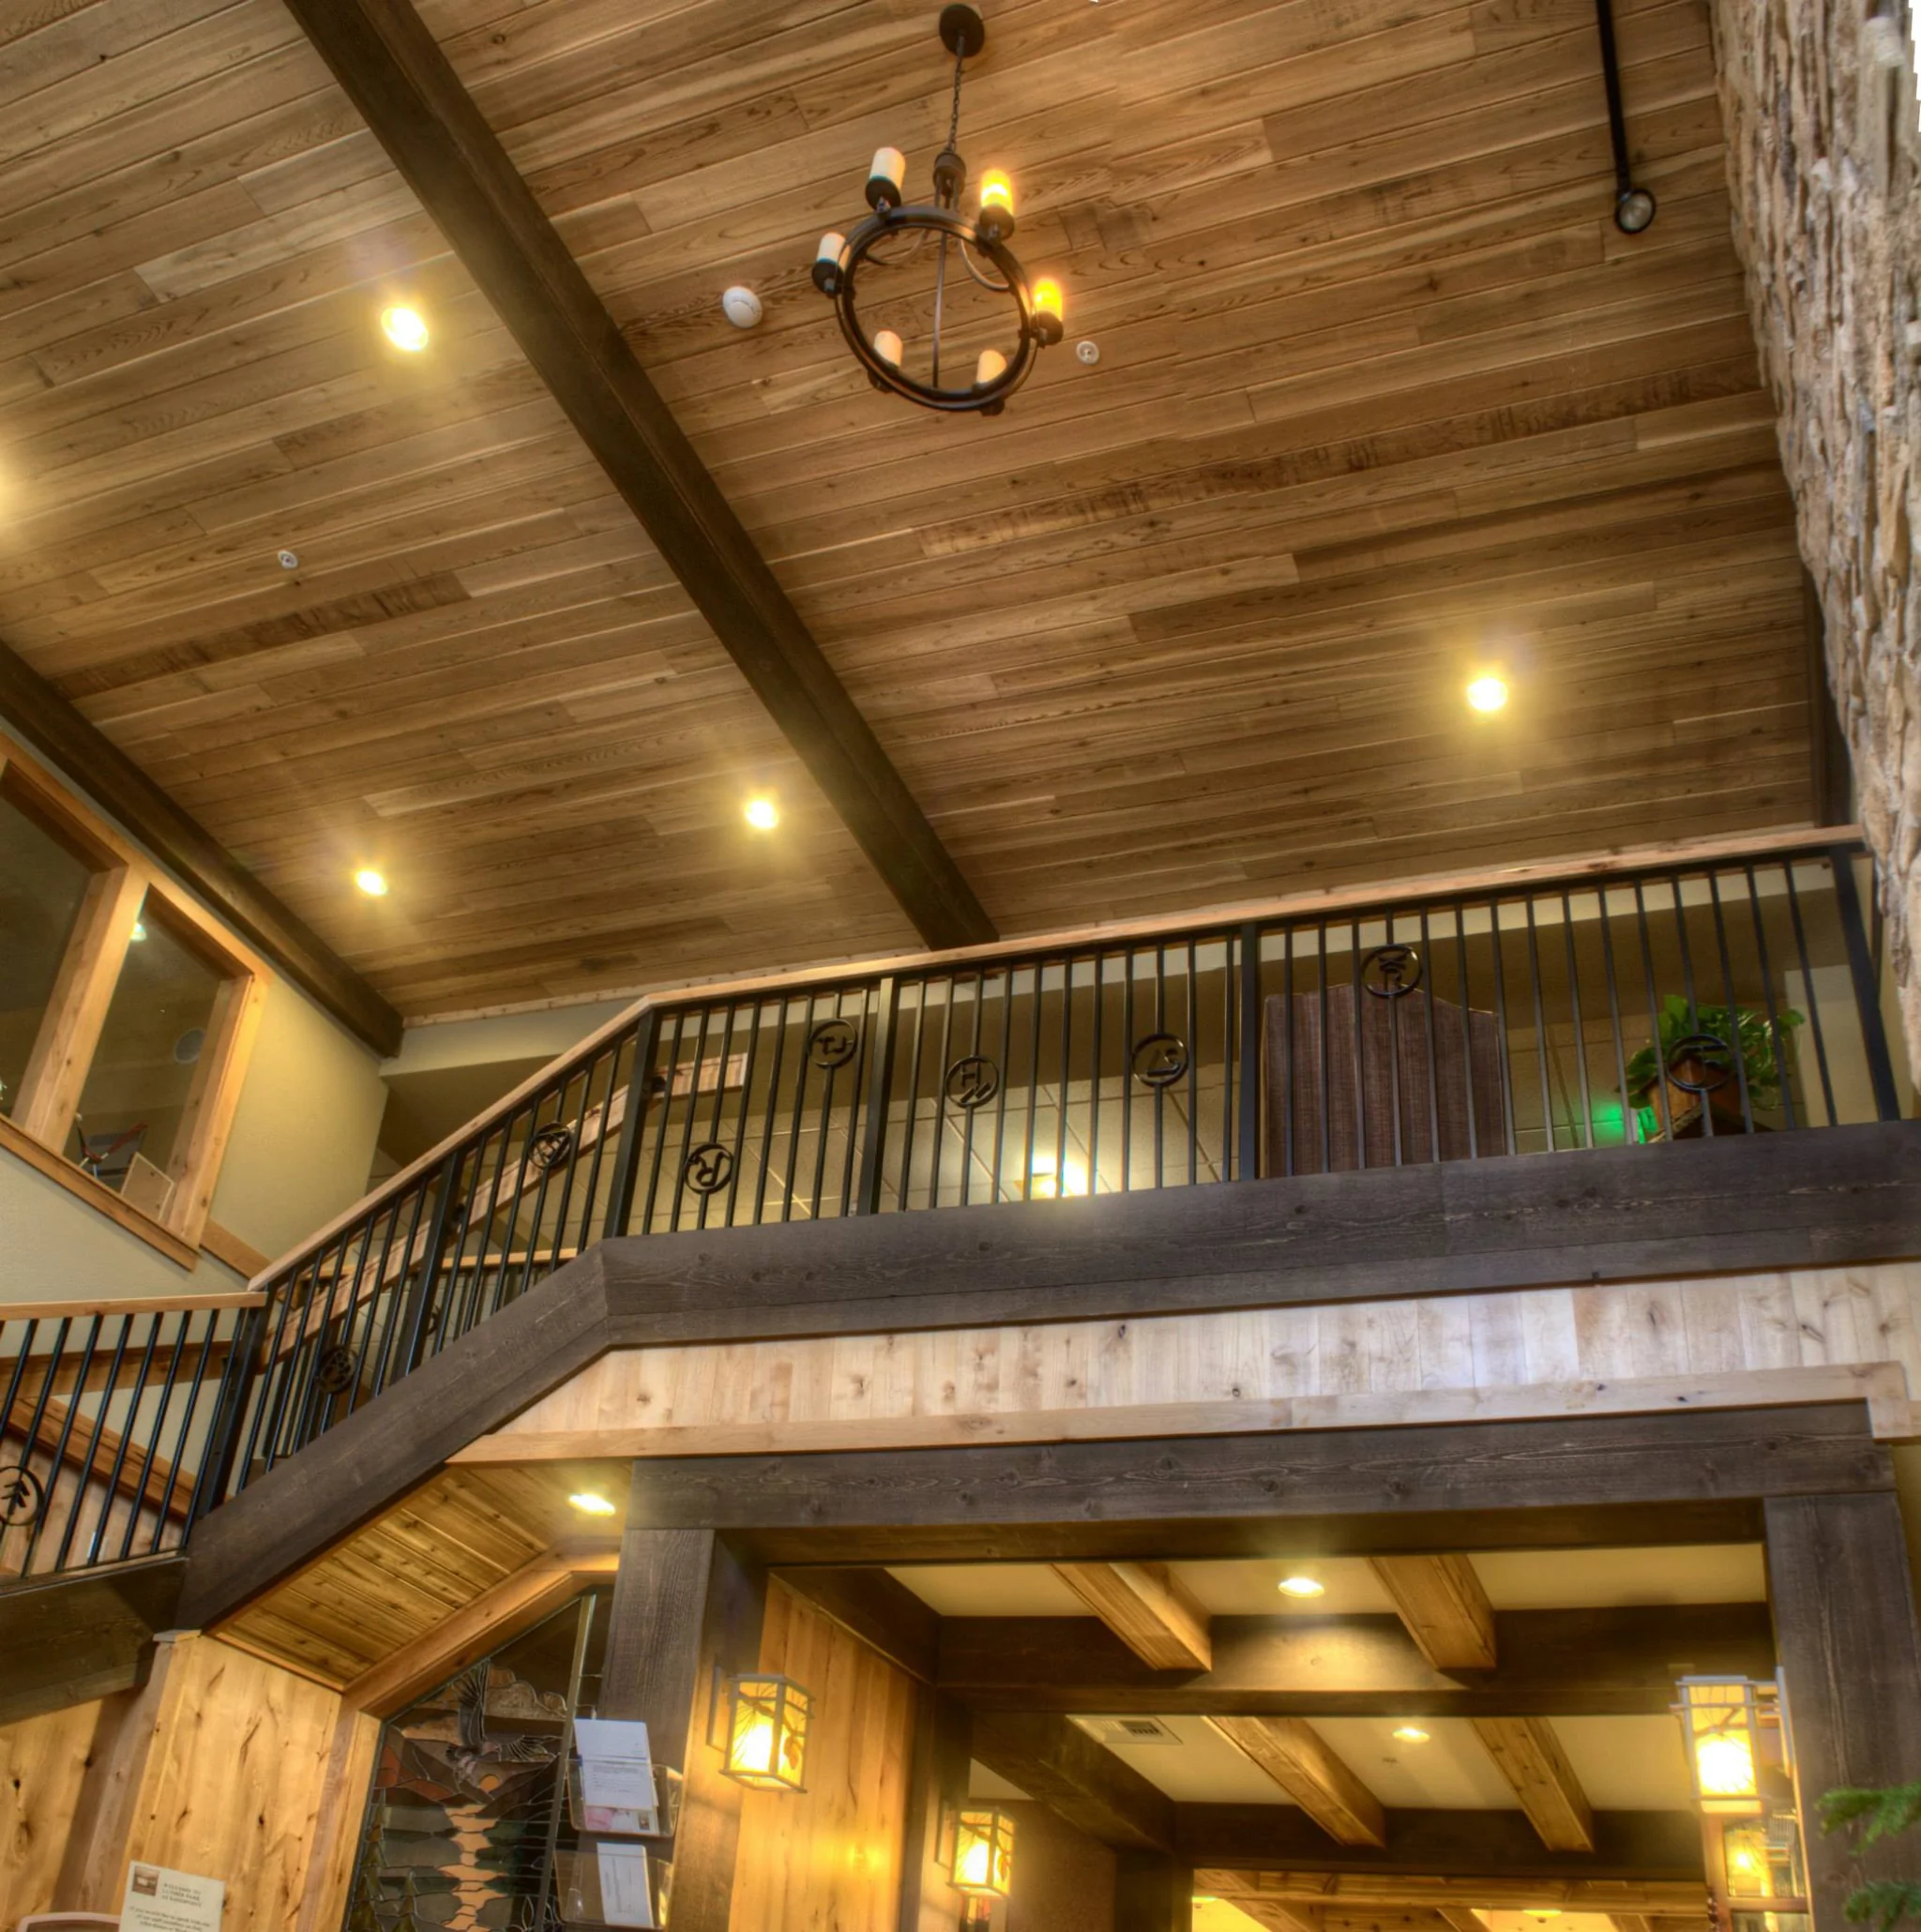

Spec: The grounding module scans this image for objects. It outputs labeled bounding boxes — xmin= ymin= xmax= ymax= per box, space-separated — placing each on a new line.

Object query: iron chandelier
xmin=810 ymin=4 xmax=1064 ymax=415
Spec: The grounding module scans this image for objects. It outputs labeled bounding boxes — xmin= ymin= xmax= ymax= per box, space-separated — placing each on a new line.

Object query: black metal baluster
xmin=1020 ymin=961 xmax=1043 ymax=1200
xmin=88 ymin=1314 xmax=161 ymax=1566
xmin=119 ymin=1310 xmax=192 ymax=1562
xmin=1595 ymin=886 xmax=1633 ymax=1148
xmin=179 ymin=1309 xmax=237 ymax=1529
xmin=1417 ymin=906 xmax=1443 ymax=1162
xmin=1088 ymin=951 xmax=1105 ymax=1191
xmin=1705 ymin=869 xmax=1755 ymax=1134
xmin=1383 ymin=911 xmax=1404 ymax=1168
xmin=1630 ymin=882 xmax=1673 ymax=1141
xmin=931 ymin=976 xmax=959 ymax=1211
xmin=959 ymin=974 xmax=988 ymax=1206
xmin=1349 ymin=917 xmax=1369 ymax=1169
xmin=1521 ymin=896 xmax=1555 ymax=1153
xmin=855 ymin=979 xmax=900 ymax=1215
xmin=601 ymin=1019 xmax=658 ymax=1240
xmin=1237 ymin=924 xmax=1261 ymax=1181
xmin=724 ymin=1002 xmax=767 ymax=1228
xmin=1831 ymin=845 xmax=1902 ymax=1120
xmin=753 ymin=1001 xmax=792 ymax=1224
xmin=1122 ymin=955 xmax=1136 ymax=1191
xmin=699 ymin=1004 xmax=740 ymax=1232
xmin=1317 ymin=921 xmax=1333 ymax=1172
xmin=1487 ymin=897 xmax=1520 ymax=1156
xmin=368 ymin=1181 xmax=432 ymax=1399
xmin=1559 ymin=891 xmax=1594 ymax=1150
xmin=1452 ymin=901 xmax=1481 ymax=1159
xmin=987 ymin=966 xmax=1016 ymax=1202
xmin=1668 ymin=868 xmax=1710 ymax=1138
xmin=669 ymin=1006 xmax=715 ymax=1229
xmin=1056 ymin=954 xmax=1075 ymax=1195
xmin=31 ymin=1317 xmax=102 ymax=1575
xmin=1152 ymin=943 xmax=1168 ymax=1187
xmin=897 ymin=983 xmax=928 ymax=1212
xmin=1187 ymin=938 xmax=1201 ymax=1185
xmin=639 ymin=1010 xmax=688 ymax=1232
xmin=1742 ymin=862 xmax=1799 ymax=1131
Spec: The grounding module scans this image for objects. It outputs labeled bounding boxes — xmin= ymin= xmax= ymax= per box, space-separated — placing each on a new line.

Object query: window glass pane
xmin=0 ymin=787 xmax=97 ymax=1120
xmin=74 ymin=898 xmax=226 ymax=1200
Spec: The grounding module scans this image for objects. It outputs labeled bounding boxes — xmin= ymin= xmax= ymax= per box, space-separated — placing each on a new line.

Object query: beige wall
xmin=210 ymin=977 xmax=388 ymax=1264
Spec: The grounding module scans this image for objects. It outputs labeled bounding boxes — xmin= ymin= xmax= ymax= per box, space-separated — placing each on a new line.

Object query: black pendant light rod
xmin=1595 ymin=0 xmax=1656 ymax=233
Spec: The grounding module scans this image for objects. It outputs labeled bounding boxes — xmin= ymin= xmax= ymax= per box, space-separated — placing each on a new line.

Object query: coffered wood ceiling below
xmin=0 ymin=0 xmax=1813 ymax=1017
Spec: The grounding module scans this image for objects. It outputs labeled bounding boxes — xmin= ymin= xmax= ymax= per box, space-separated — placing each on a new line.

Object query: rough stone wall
xmin=1710 ymin=0 xmax=1921 ymax=1067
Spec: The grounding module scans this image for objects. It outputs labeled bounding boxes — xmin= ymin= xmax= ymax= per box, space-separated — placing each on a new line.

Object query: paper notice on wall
xmin=597 ymin=1842 xmax=657 ymax=1928
xmin=574 ymin=1716 xmax=657 ymax=1824
xmin=121 ymin=1864 xmax=224 ymax=1932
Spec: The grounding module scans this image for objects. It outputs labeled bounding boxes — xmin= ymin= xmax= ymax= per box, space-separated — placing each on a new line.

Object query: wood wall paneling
xmin=725 ymin=1580 xmax=917 ymax=1932
xmin=0 ymin=0 xmax=1817 ymax=1016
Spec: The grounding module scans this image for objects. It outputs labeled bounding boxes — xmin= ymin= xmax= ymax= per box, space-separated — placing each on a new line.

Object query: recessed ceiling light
xmin=1392 ymin=1724 xmax=1430 ymax=1743
xmin=354 ymin=868 xmax=388 ymax=897
xmin=1466 ymin=673 xmax=1509 ymax=713
xmin=380 ymin=304 xmax=430 ymax=352
xmin=567 ymin=1490 xmax=617 ymax=1516
xmin=744 ymin=795 xmax=779 ymax=830
xmin=1278 ymin=1575 xmax=1325 ymax=1598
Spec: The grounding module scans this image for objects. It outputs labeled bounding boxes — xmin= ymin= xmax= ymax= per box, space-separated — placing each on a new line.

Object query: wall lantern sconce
xmin=1674 ymin=1675 xmax=1808 ymax=1932
xmin=942 ymin=1804 xmax=1016 ymax=1898
xmin=1676 ymin=1676 xmax=1769 ymax=1815
xmin=710 ymin=1671 xmax=811 ymax=1791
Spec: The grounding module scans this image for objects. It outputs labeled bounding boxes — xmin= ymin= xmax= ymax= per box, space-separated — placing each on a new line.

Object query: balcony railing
xmin=1 ymin=831 xmax=1904 ymax=1580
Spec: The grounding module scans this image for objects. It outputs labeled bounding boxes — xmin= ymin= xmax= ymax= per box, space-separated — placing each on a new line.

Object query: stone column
xmin=1710 ymin=0 xmax=1921 ymax=1065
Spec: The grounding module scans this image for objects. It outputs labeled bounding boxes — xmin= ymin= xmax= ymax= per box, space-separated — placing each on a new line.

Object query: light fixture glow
xmin=1523 ymin=1911 xmax=1562 ymax=1921
xmin=1466 ymin=673 xmax=1509 ymax=713
xmin=1391 ymin=1724 xmax=1430 ymax=1743
xmin=354 ymin=868 xmax=388 ymax=897
xmin=1278 ymin=1575 xmax=1325 ymax=1598
xmin=1029 ymin=1155 xmax=1088 ymax=1198
xmin=717 ymin=1674 xmax=811 ymax=1791
xmin=872 ymin=327 xmax=903 ymax=368
xmin=380 ymin=305 xmax=430 ymax=352
xmin=975 ymin=347 xmax=1008 ymax=387
xmin=979 ymin=167 xmax=1014 ymax=216
xmin=1031 ymin=277 xmax=1064 ymax=325
xmin=744 ymin=795 xmax=779 ymax=831
xmin=1676 ymin=1677 xmax=1767 ymax=1816
xmin=129 ymin=921 xmax=148 ymax=943
xmin=567 ymin=1490 xmax=616 ymax=1516
xmin=951 ymin=1807 xmax=1016 ymax=1899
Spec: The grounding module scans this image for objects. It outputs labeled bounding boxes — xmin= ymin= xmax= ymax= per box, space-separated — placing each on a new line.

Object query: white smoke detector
xmin=1075 ymin=339 xmax=1100 ymax=365
xmin=721 ymin=286 xmax=764 ymax=328
xmin=277 ymin=549 xmax=299 ymax=569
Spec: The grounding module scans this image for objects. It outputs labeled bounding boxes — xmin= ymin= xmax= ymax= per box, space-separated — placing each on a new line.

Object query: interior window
xmin=0 ymin=785 xmax=97 ymax=1122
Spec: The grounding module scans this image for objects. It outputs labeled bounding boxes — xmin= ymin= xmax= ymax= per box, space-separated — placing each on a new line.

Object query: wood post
xmin=899 ymin=1692 xmax=973 ymax=1931
xmin=1113 ymin=1850 xmax=1194 ymax=1932
xmin=601 ymin=1518 xmax=767 ymax=1932
xmin=1763 ymin=1493 xmax=1921 ymax=1932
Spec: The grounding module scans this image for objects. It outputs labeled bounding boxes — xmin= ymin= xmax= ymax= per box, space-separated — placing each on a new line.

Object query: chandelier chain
xmin=946 ymin=41 xmax=966 ymax=155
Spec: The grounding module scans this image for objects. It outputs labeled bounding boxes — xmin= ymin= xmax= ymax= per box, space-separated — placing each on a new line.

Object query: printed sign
xmin=121 ymin=1864 xmax=224 ymax=1932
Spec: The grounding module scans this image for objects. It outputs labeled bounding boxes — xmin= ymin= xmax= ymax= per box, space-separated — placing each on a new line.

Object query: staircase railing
xmin=0 ymin=1292 xmax=256 ymax=1580
xmin=4 ymin=829 xmax=1901 ymax=1581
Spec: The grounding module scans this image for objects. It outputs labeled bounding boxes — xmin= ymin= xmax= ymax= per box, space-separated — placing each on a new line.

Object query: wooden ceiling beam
xmin=1199 ymin=1876 xmax=1704 ymax=1914
xmin=1179 ymin=1807 xmax=1702 ymax=1882
xmin=1471 ymin=1716 xmax=1596 ymax=1852
xmin=1210 ymin=1716 xmax=1387 ymax=1847
xmin=1370 ymin=1556 xmax=1499 ymax=1669
xmin=936 ymin=1604 xmax=1777 ymax=1716
xmin=0 ymin=653 xmax=402 ymax=1057
xmin=276 ymin=0 xmax=993 ymax=954
xmin=970 ymin=1711 xmax=1175 ymax=1852
xmin=1053 ymin=1561 xmax=1213 ymax=1669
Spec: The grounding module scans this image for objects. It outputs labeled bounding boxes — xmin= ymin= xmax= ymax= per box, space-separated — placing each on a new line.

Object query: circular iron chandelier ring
xmin=817 ymin=204 xmax=1060 ymax=415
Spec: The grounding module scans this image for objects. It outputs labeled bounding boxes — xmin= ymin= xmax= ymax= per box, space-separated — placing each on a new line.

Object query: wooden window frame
xmin=0 ymin=732 xmax=268 ymax=1270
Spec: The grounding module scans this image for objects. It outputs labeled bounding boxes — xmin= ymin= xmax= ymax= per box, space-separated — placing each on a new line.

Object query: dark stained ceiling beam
xmin=278 ymin=0 xmax=994 ymax=954
xmin=971 ymin=1711 xmax=1176 ymax=1852
xmin=936 ymin=1605 xmax=1777 ymax=1715
xmin=1200 ymin=1872 xmax=1704 ymax=1913
xmin=0 ymin=643 xmax=402 ymax=1058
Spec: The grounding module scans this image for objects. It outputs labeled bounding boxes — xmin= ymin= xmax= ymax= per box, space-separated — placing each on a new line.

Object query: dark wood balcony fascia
xmin=178 ymin=1118 xmax=1921 ymax=1629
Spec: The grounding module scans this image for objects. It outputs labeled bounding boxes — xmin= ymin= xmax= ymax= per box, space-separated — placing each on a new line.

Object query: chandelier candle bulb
xmin=873 ymin=328 xmax=903 ymax=366
xmin=867 ymin=145 xmax=906 ymax=207
xmin=813 ymin=232 xmax=847 ymax=293
xmin=979 ymin=167 xmax=1015 ymax=234
xmin=1031 ymin=277 xmax=1065 ymax=342
xmin=975 ymin=348 xmax=1007 ymax=386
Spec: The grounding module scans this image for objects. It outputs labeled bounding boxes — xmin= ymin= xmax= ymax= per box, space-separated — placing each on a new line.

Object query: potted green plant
xmin=1623 ymin=995 xmax=1804 ymax=1140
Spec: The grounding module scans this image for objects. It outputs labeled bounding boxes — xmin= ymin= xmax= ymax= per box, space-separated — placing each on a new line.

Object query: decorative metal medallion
xmin=1665 ymin=1032 xmax=1736 ymax=1093
xmin=0 ymin=1464 xmax=45 ymax=1530
xmin=1131 ymin=1034 xmax=1188 ymax=1087
xmin=944 ymin=1054 xmax=1001 ymax=1109
xmin=1361 ymin=943 xmax=1423 ymax=998
xmin=684 ymin=1142 xmax=736 ymax=1195
xmin=314 ymin=1345 xmax=357 ymax=1396
xmin=527 ymin=1123 xmax=574 ymax=1171
xmin=808 ymin=1017 xmax=861 ymax=1072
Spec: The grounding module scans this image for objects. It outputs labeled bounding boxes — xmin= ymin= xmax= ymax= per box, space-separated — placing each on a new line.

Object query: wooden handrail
xmin=0 ymin=1291 xmax=265 ymax=1321
xmin=249 ymin=823 xmax=1865 ymax=1292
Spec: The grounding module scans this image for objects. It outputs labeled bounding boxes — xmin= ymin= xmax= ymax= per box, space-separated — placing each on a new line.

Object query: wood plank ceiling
xmin=0 ymin=0 xmax=1812 ymax=1018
